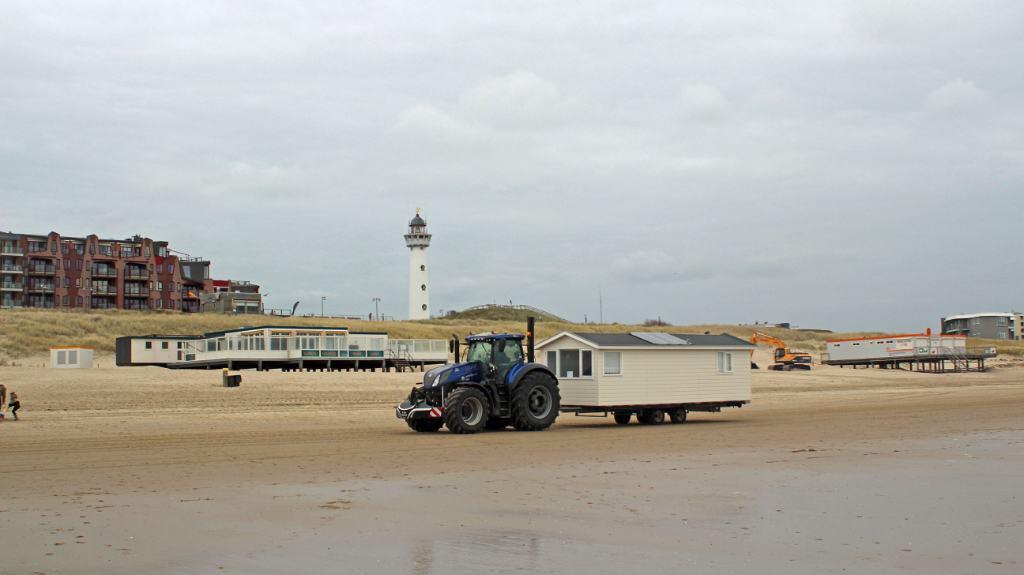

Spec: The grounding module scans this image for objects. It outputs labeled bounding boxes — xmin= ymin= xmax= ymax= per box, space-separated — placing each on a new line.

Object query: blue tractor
xmin=395 ymin=318 xmax=560 ymax=434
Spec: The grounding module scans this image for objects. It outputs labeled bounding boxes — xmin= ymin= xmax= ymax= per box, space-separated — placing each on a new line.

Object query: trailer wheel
xmin=407 ymin=418 xmax=444 ymax=433
xmin=444 ymin=387 xmax=489 ymax=434
xmin=485 ymin=417 xmax=511 ymax=430
xmin=638 ymin=409 xmax=665 ymax=425
xmin=668 ymin=408 xmax=687 ymax=424
xmin=511 ymin=372 xmax=560 ymax=431
xmin=613 ymin=411 xmax=632 ymax=425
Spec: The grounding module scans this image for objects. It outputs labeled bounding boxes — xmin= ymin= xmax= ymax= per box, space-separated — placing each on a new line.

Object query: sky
xmin=1 ymin=1 xmax=1022 ymax=331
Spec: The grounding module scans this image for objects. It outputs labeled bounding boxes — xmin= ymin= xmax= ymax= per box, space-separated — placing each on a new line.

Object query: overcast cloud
xmin=1 ymin=1 xmax=1022 ymax=330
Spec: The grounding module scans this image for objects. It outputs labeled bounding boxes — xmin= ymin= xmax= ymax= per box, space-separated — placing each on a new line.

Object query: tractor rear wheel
xmin=407 ymin=418 xmax=444 ymax=432
xmin=511 ymin=372 xmax=560 ymax=431
xmin=638 ymin=409 xmax=665 ymax=425
xmin=444 ymin=387 xmax=489 ymax=434
xmin=668 ymin=408 xmax=687 ymax=424
xmin=613 ymin=411 xmax=632 ymax=425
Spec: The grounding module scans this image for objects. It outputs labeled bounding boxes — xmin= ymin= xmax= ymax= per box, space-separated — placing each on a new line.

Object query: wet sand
xmin=1 ymin=358 xmax=1022 ymax=573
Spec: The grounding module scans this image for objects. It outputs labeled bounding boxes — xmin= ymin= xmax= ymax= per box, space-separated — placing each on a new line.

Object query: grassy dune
xmin=0 ymin=309 xmax=1020 ymax=360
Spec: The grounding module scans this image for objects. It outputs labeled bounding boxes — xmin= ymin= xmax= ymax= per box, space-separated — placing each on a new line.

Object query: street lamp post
xmin=321 ymin=296 xmax=326 ymax=317
xmin=372 ymin=297 xmax=381 ymax=321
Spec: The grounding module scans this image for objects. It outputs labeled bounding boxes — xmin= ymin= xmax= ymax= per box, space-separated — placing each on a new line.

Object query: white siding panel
xmin=595 ymin=349 xmax=750 ymax=407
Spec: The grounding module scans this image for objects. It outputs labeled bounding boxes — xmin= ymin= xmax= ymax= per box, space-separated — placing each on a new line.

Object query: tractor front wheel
xmin=444 ymin=387 xmax=489 ymax=434
xmin=511 ymin=372 xmax=560 ymax=431
xmin=407 ymin=418 xmax=444 ymax=433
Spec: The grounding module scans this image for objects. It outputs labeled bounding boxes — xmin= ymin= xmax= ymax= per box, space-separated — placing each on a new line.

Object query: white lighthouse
xmin=405 ymin=210 xmax=431 ymax=320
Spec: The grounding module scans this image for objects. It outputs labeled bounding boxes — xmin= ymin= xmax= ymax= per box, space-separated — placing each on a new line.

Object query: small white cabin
xmin=49 ymin=346 xmax=94 ymax=369
xmin=535 ymin=332 xmax=755 ymax=408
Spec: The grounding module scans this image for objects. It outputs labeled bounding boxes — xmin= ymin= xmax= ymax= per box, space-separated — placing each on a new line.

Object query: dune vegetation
xmin=0 ymin=308 xmax=1020 ymax=360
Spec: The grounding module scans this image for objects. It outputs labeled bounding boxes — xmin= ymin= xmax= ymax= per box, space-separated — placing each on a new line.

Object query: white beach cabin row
xmin=535 ymin=332 xmax=755 ymax=408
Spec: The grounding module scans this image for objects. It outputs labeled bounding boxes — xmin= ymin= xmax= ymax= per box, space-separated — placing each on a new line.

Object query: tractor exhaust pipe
xmin=450 ymin=334 xmax=460 ymax=364
xmin=527 ymin=316 xmax=535 ymax=363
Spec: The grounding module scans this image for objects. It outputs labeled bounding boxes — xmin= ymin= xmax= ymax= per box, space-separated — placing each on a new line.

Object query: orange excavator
xmin=750 ymin=331 xmax=813 ymax=371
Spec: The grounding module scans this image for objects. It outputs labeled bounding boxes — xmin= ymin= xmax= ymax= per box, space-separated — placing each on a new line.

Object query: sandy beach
xmin=1 ymin=355 xmax=1022 ymax=574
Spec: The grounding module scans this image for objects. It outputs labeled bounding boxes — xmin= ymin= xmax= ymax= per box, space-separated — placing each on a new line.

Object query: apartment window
xmin=63 ymin=277 xmax=69 ymax=287
xmin=62 ymin=295 xmax=68 ymax=306
xmin=63 ymin=259 xmax=69 ymax=270
xmin=603 ymin=352 xmax=622 ymax=375
xmin=145 ymin=246 xmax=151 ymax=258
xmin=158 ymin=246 xmax=167 ymax=257
xmin=157 ymin=281 xmax=164 ymax=291
xmin=717 ymin=352 xmax=734 ymax=373
xmin=156 ymin=264 xmax=163 ymax=274
xmin=167 ymin=265 xmax=174 ymax=275
xmin=145 ymin=341 xmax=153 ymax=349
xmin=161 ymin=341 xmax=169 ymax=349
xmin=76 ymin=296 xmax=83 ymax=307
xmin=997 ymin=317 xmax=1008 ymax=327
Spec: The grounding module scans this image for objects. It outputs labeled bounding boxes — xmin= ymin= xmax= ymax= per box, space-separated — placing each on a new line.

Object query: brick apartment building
xmin=0 ymin=231 xmax=212 ymax=312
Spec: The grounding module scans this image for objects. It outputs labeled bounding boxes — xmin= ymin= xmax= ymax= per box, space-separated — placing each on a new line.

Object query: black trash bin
xmin=223 ymin=374 xmax=242 ymax=387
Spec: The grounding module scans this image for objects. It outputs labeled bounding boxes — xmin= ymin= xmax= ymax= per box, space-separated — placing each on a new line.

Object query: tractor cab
xmin=463 ymin=334 xmax=525 ymax=383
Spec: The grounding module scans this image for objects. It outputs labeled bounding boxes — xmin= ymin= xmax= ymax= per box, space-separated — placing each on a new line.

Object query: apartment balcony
xmin=91 ymin=268 xmax=118 ymax=278
xmin=0 ymin=246 xmax=23 ymax=257
xmin=0 ymin=264 xmax=23 ymax=274
xmin=1 ymin=281 xmax=23 ymax=292
xmin=90 ymin=300 xmax=115 ymax=309
xmin=27 ymin=284 xmax=55 ymax=293
xmin=92 ymin=286 xmax=117 ymax=296
xmin=124 ymin=288 xmax=150 ymax=298
xmin=124 ymin=269 xmax=150 ymax=280
xmin=123 ymin=301 xmax=150 ymax=310
xmin=27 ymin=264 xmax=56 ymax=275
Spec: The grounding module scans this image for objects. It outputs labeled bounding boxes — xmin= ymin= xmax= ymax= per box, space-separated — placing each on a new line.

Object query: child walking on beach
xmin=8 ymin=391 xmax=19 ymax=421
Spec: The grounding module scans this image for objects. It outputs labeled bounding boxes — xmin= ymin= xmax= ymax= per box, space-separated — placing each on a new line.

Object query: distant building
xmin=941 ymin=312 xmax=1023 ymax=340
xmin=200 ymin=280 xmax=263 ymax=314
xmin=1 ymin=230 xmax=211 ymax=311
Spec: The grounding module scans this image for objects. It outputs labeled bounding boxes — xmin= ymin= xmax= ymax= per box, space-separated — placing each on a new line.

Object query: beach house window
xmin=580 ymin=350 xmax=592 ymax=377
xmin=57 ymin=351 xmax=66 ymax=364
xmin=544 ymin=348 xmax=595 ymax=379
xmin=717 ymin=352 xmax=734 ymax=373
xmin=145 ymin=341 xmax=153 ymax=349
xmin=271 ymin=333 xmax=290 ymax=351
xmin=558 ymin=349 xmax=579 ymax=378
xmin=161 ymin=341 xmax=169 ymax=350
xmin=603 ymin=352 xmax=622 ymax=375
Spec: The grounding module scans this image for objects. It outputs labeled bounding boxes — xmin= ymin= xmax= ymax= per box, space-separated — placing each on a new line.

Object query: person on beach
xmin=8 ymin=391 xmax=19 ymax=421
xmin=0 ymin=383 xmax=6 ymax=421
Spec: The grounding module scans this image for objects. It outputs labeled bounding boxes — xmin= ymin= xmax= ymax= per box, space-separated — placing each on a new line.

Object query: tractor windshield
xmin=466 ymin=341 xmax=492 ymax=364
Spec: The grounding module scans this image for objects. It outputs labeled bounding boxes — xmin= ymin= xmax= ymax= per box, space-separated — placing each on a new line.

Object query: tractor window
xmin=494 ymin=339 xmax=523 ymax=369
xmin=467 ymin=342 xmax=492 ymax=364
